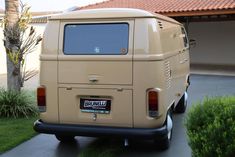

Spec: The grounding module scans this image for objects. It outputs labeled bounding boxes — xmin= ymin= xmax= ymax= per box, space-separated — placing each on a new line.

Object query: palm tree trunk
xmin=6 ymin=56 xmax=21 ymax=91
xmin=5 ymin=0 xmax=21 ymax=91
xmin=5 ymin=0 xmax=19 ymax=26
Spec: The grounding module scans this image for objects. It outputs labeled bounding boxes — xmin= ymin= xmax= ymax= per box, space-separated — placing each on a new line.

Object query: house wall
xmin=188 ymin=21 xmax=235 ymax=66
xmin=1 ymin=21 xmax=235 ymax=74
xmin=0 ymin=23 xmax=46 ymax=74
xmin=0 ymin=26 xmax=6 ymax=74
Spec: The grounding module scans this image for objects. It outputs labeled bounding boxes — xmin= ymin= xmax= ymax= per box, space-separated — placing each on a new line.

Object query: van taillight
xmin=148 ymin=90 xmax=159 ymax=117
xmin=37 ymin=86 xmax=46 ymax=112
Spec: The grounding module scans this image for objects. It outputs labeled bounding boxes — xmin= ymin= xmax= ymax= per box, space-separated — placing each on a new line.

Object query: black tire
xmin=175 ymin=92 xmax=188 ymax=113
xmin=55 ymin=135 xmax=75 ymax=142
xmin=155 ymin=111 xmax=173 ymax=150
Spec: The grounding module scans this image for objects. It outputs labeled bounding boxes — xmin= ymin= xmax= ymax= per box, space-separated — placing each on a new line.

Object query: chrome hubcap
xmin=167 ymin=114 xmax=173 ymax=139
xmin=184 ymin=92 xmax=188 ymax=107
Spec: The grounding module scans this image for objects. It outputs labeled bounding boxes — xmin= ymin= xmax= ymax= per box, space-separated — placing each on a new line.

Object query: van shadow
xmin=52 ymin=137 xmax=164 ymax=157
xmin=53 ymin=137 xmax=95 ymax=157
xmin=54 ymin=140 xmax=81 ymax=157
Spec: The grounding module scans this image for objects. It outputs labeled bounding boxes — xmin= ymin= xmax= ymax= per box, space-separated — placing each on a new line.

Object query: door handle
xmin=89 ymin=78 xmax=98 ymax=82
xmin=88 ymin=75 xmax=99 ymax=83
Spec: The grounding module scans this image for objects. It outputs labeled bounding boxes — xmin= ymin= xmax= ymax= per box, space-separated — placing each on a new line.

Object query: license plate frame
xmin=80 ymin=98 xmax=111 ymax=114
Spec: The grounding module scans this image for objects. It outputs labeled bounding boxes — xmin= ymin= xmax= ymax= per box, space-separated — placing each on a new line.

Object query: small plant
xmin=185 ymin=96 xmax=235 ymax=157
xmin=0 ymin=88 xmax=38 ymax=118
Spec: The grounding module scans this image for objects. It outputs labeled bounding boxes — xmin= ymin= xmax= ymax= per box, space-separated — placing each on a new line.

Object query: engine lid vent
xmin=158 ymin=21 xmax=163 ymax=29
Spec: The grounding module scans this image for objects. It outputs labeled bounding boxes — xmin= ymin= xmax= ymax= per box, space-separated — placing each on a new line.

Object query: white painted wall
xmin=0 ymin=23 xmax=46 ymax=74
xmin=0 ymin=27 xmax=6 ymax=74
xmin=188 ymin=21 xmax=235 ymax=66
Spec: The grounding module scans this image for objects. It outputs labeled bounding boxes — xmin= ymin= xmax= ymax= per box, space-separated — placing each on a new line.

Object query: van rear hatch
xmin=58 ymin=21 xmax=134 ymax=127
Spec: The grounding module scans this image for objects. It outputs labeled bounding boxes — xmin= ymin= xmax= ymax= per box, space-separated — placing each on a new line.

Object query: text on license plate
xmin=80 ymin=99 xmax=111 ymax=114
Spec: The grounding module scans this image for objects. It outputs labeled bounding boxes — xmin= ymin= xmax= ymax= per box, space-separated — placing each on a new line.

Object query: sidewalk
xmin=190 ymin=64 xmax=235 ymax=76
xmin=0 ymin=135 xmax=95 ymax=157
xmin=1 ymin=64 xmax=235 ymax=88
xmin=1 ymin=68 xmax=234 ymax=90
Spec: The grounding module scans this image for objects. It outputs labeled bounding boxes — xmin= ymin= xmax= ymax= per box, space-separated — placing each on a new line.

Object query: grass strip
xmin=0 ymin=117 xmax=37 ymax=153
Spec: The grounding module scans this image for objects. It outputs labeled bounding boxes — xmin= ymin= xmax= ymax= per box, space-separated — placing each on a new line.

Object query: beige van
xmin=34 ymin=8 xmax=190 ymax=149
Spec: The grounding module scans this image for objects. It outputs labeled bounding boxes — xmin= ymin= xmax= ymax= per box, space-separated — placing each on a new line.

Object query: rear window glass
xmin=63 ymin=23 xmax=129 ymax=55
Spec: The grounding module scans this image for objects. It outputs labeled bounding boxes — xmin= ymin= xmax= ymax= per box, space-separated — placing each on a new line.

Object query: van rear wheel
xmin=155 ymin=111 xmax=173 ymax=150
xmin=55 ymin=135 xmax=75 ymax=142
xmin=175 ymin=92 xmax=188 ymax=113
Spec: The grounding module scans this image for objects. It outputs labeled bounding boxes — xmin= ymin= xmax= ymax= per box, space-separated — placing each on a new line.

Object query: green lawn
xmin=0 ymin=117 xmax=38 ymax=153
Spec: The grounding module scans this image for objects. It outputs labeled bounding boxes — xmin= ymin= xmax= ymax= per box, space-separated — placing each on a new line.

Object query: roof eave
xmin=161 ymin=9 xmax=235 ymax=17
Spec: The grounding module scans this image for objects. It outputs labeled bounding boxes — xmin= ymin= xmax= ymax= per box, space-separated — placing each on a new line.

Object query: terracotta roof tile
xmin=78 ymin=0 xmax=235 ymax=16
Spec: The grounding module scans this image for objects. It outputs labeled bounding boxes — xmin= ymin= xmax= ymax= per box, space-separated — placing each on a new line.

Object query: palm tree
xmin=4 ymin=0 xmax=42 ymax=91
xmin=4 ymin=0 xmax=21 ymax=91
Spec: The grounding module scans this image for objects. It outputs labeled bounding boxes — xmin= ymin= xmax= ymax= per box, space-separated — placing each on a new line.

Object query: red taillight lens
xmin=148 ymin=90 xmax=159 ymax=117
xmin=37 ymin=86 xmax=46 ymax=112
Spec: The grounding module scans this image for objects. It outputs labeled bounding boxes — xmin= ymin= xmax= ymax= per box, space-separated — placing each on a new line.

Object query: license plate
xmin=80 ymin=98 xmax=111 ymax=114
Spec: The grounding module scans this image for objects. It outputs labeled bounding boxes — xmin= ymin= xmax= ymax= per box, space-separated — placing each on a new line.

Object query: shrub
xmin=0 ymin=88 xmax=38 ymax=118
xmin=185 ymin=96 xmax=235 ymax=157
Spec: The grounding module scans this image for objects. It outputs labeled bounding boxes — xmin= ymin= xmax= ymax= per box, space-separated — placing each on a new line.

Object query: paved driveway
xmin=0 ymin=74 xmax=235 ymax=157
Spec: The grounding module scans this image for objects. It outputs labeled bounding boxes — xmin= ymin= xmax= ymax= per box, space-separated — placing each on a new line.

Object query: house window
xmin=63 ymin=23 xmax=129 ymax=55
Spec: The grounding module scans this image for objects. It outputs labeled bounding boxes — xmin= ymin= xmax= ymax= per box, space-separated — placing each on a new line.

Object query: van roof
xmin=50 ymin=8 xmax=180 ymax=24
